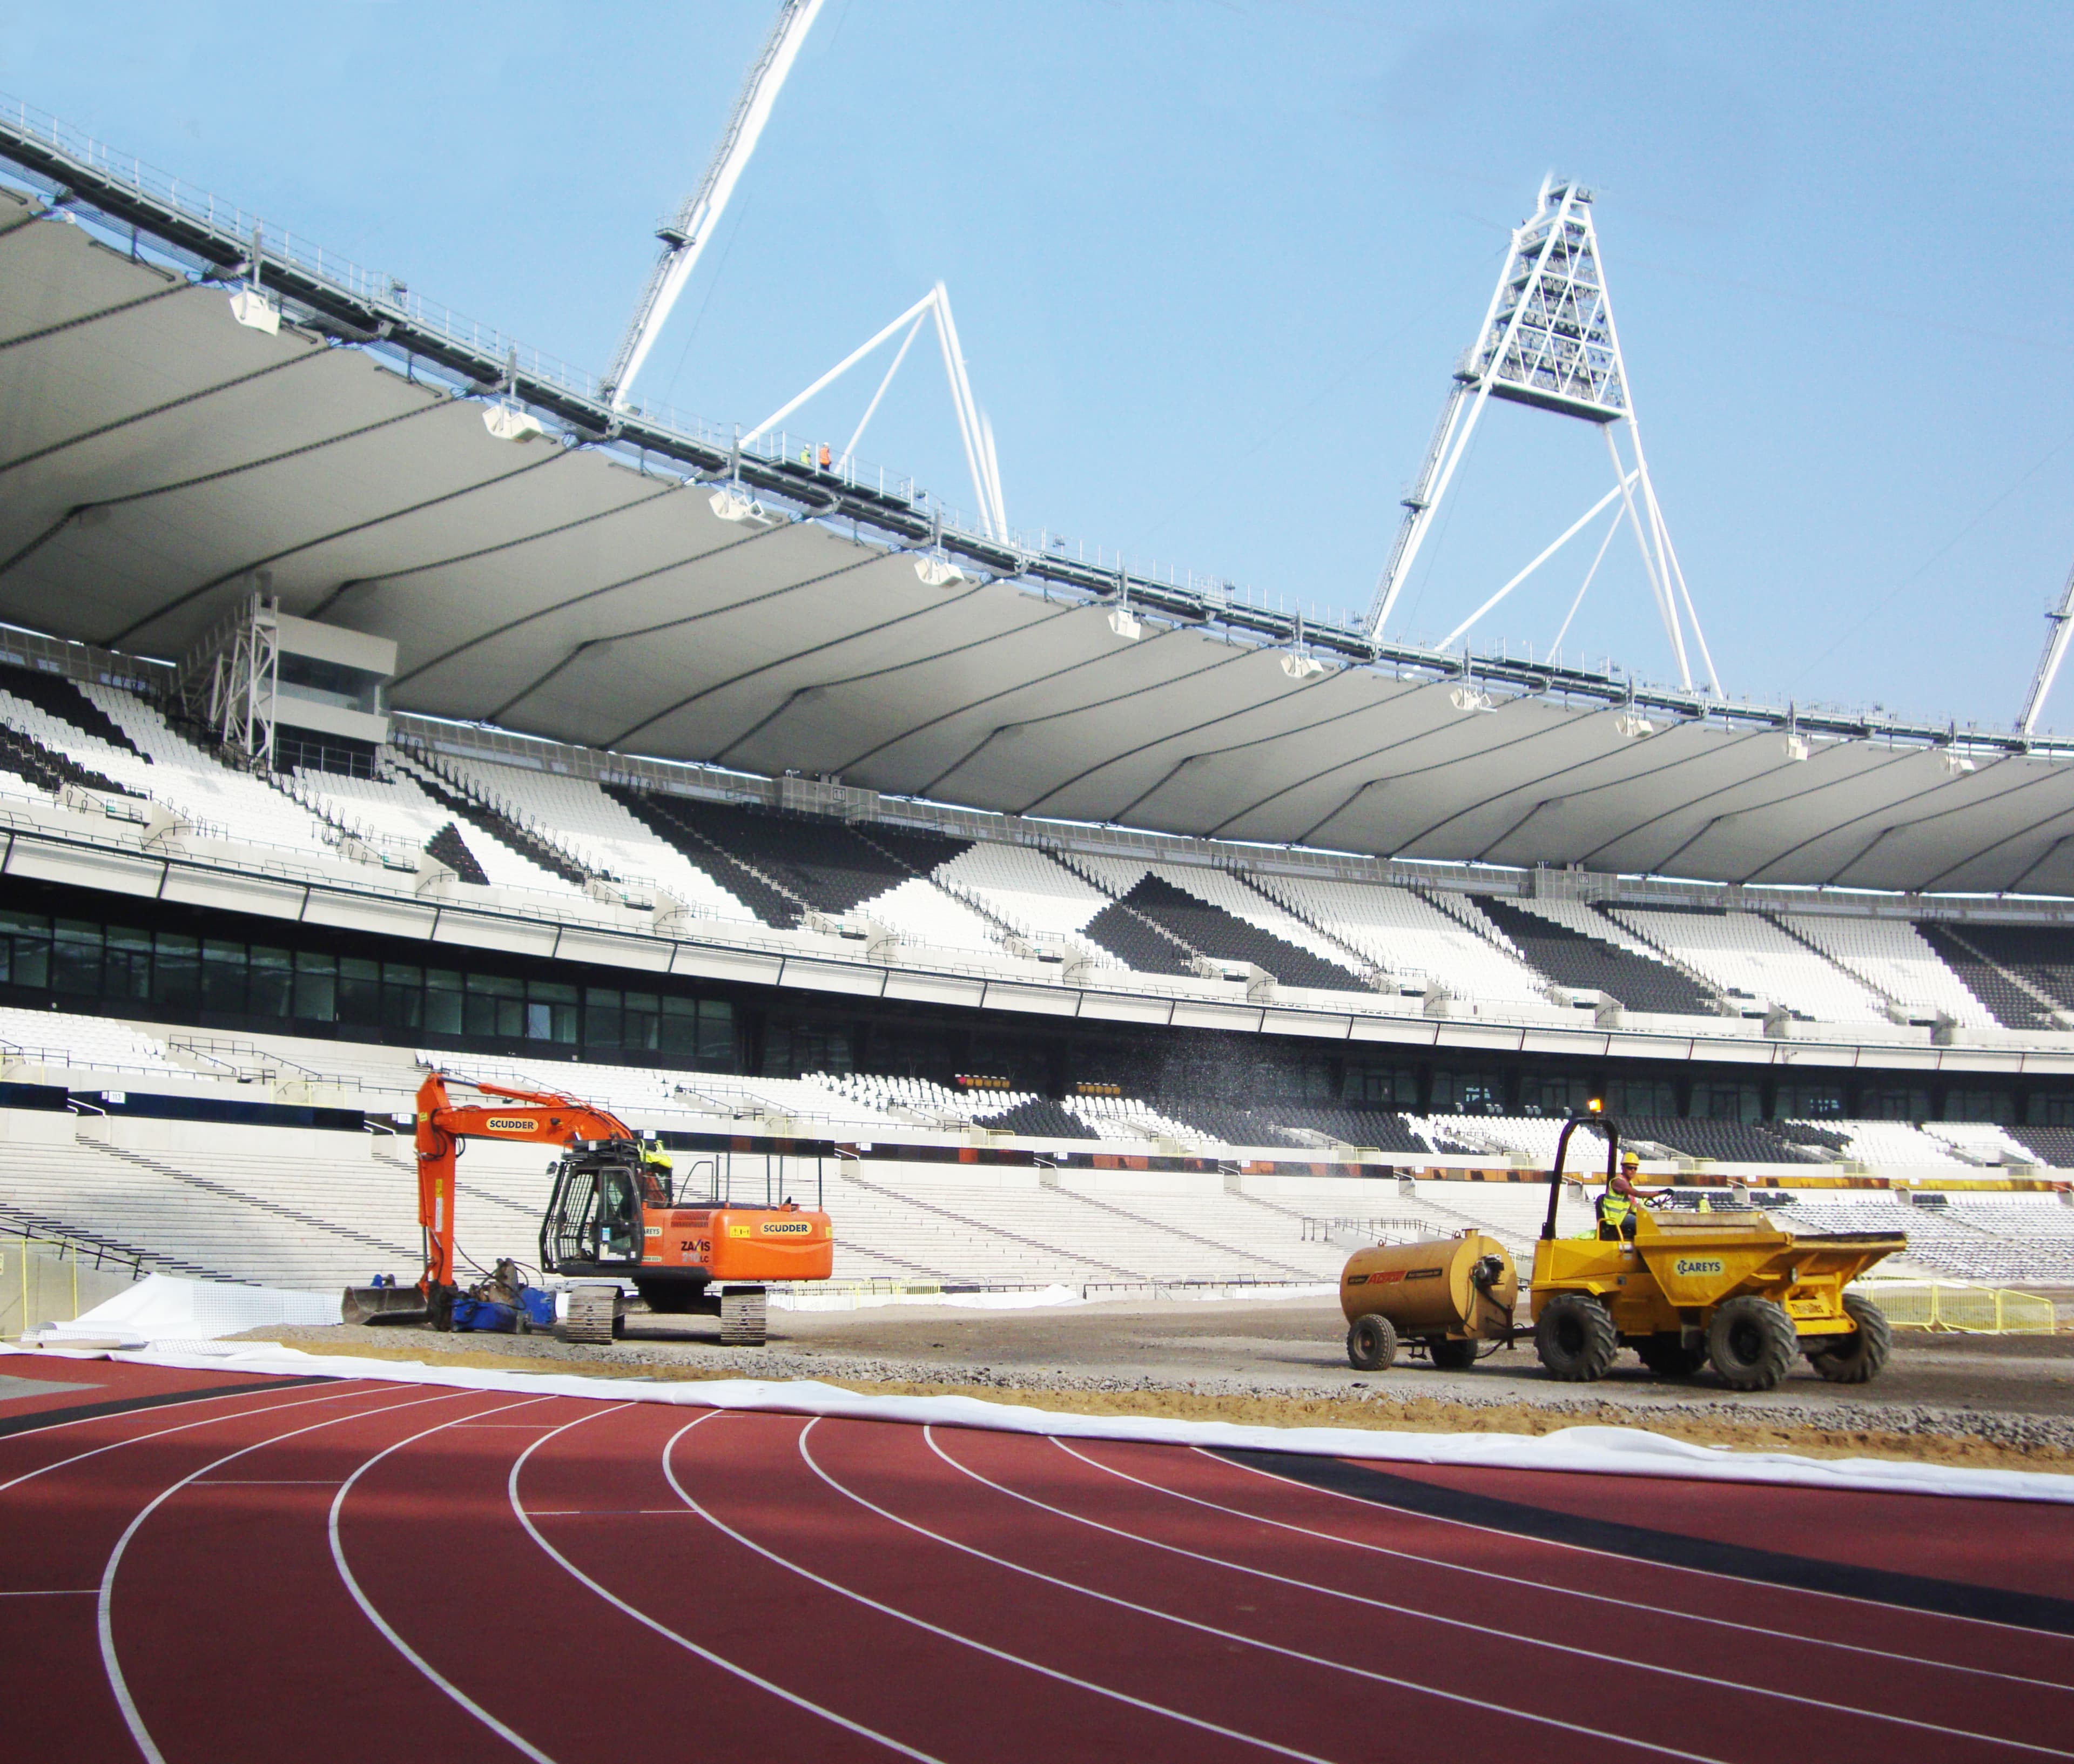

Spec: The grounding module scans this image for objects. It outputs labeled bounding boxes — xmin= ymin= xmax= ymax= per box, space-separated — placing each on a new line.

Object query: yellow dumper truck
xmin=1343 ymin=1115 xmax=1905 ymax=1391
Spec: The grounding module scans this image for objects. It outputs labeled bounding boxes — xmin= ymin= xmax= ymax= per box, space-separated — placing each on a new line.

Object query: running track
xmin=4 ymin=1358 xmax=2072 ymax=1763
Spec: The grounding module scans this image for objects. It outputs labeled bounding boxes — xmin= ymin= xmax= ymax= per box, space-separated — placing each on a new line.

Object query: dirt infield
xmin=233 ymin=1292 xmax=2074 ymax=1476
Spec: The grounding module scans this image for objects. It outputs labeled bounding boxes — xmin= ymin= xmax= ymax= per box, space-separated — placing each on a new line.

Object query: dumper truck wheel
xmin=1707 ymin=1295 xmax=1797 ymax=1391
xmin=1426 ymin=1337 xmax=1479 ymax=1371
xmin=1536 ymin=1294 xmax=1617 ymax=1382
xmin=1347 ymin=1313 xmax=1398 ymax=1371
xmin=1637 ymin=1334 xmax=1707 ymax=1378
xmin=1810 ymin=1290 xmax=1892 ymax=1384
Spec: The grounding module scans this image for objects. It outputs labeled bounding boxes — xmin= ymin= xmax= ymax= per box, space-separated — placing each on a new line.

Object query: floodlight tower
xmin=600 ymin=0 xmax=824 ymax=410
xmin=1367 ymin=176 xmax=1718 ymax=695
xmin=2017 ymin=557 xmax=2074 ymax=736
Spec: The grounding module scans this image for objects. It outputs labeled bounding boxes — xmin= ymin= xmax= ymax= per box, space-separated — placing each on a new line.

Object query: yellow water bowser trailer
xmin=1341 ymin=1230 xmax=1518 ymax=1370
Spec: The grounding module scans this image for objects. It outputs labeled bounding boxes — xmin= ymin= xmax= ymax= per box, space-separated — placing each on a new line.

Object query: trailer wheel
xmin=1707 ymin=1295 xmax=1797 ymax=1391
xmin=1637 ymin=1334 xmax=1707 ymax=1378
xmin=1426 ymin=1337 xmax=1479 ymax=1371
xmin=1809 ymin=1291 xmax=1893 ymax=1384
xmin=1346 ymin=1313 xmax=1398 ymax=1371
xmin=1536 ymin=1294 xmax=1618 ymax=1382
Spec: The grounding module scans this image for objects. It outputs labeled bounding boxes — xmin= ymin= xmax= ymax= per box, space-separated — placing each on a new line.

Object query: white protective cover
xmin=7 ymin=1329 xmax=2069 ymax=1507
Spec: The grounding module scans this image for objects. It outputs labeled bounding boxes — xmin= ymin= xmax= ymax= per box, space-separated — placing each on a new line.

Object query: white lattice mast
xmin=2018 ymin=556 xmax=2074 ymax=735
xmin=1366 ymin=176 xmax=1718 ymax=695
xmin=601 ymin=0 xmax=824 ymax=410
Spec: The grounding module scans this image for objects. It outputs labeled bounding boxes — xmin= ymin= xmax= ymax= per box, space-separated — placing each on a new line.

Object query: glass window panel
xmin=200 ymin=939 xmax=246 ymax=1014
xmin=293 ymin=950 xmax=336 ymax=1022
xmin=624 ymin=991 xmax=659 ymax=1052
xmin=659 ymin=994 xmax=698 ymax=1056
xmin=248 ymin=947 xmax=292 ymax=1019
xmin=154 ymin=933 xmax=200 ymax=1011
xmin=336 ymin=955 xmax=380 ymax=1026
xmin=51 ymin=919 xmax=101 ymax=995
xmin=104 ymin=927 xmax=153 ymax=1001
xmin=584 ymin=988 xmax=623 ymax=1049
xmin=696 ymin=998 xmax=733 ymax=1066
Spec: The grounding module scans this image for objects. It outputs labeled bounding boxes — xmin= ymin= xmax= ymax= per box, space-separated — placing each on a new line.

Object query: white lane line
xmin=99 ymin=1389 xmax=463 ymax=1764
xmin=797 ymin=1420 xmax=1725 ymax=1764
xmin=0 ymin=1383 xmax=375 ymax=1499
xmin=0 ymin=1587 xmax=96 ymax=1595
xmin=1203 ymin=1446 xmax=2074 ymax=1654
xmin=658 ymin=1413 xmax=1328 ymax=1762
xmin=509 ymin=1408 xmax=942 ymax=1763
xmin=1070 ymin=1442 xmax=2074 ymax=1693
xmin=928 ymin=1432 xmax=2070 ymax=1760
xmin=328 ymin=1395 xmax=567 ymax=1764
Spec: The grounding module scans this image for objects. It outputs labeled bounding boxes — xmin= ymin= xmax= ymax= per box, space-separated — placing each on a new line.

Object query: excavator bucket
xmin=341 ymin=1284 xmax=429 ymax=1326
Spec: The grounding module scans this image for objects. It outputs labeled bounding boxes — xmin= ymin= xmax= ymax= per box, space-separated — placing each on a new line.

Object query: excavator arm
xmin=414 ymin=1073 xmax=641 ymax=1294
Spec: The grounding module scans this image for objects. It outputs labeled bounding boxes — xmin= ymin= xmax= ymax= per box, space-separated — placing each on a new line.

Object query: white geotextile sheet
xmin=25 ymin=1272 xmax=338 ymax=1343
xmin=8 ymin=1336 xmax=2071 ymax=1506
xmin=774 ymin=1283 xmax=1336 ymax=1312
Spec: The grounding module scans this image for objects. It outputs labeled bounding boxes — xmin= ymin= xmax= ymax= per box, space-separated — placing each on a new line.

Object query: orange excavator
xmin=345 ymin=1072 xmax=833 ymax=1345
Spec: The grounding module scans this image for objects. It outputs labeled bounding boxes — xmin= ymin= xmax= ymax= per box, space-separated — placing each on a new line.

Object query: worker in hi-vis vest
xmin=1598 ymin=1149 xmax=1671 ymax=1240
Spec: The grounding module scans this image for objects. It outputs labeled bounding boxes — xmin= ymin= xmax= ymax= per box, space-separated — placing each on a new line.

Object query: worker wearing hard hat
xmin=638 ymin=1140 xmax=675 ymax=1206
xmin=1598 ymin=1150 xmax=1671 ymax=1240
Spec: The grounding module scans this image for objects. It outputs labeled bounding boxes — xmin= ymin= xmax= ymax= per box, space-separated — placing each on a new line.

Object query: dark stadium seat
xmin=1104 ymin=875 xmax=1366 ymax=992
xmin=622 ymin=795 xmax=969 ymax=918
xmin=1251 ymin=1105 xmax=1433 ymax=1154
xmin=1079 ymin=899 xmax=1197 ymax=975
xmin=1477 ymin=897 xmax=1717 ymax=1015
xmin=974 ymin=1098 xmax=1099 ymax=1139
xmin=1908 ymin=916 xmax=2057 ymax=1028
xmin=1918 ymin=923 xmax=2073 ymax=1026
xmin=605 ymin=786 xmax=799 ymax=925
xmin=1617 ymin=1117 xmax=1819 ymax=1164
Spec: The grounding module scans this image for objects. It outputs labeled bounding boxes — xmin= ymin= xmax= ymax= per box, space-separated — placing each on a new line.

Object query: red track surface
xmin=4 ymin=1358 xmax=2072 ymax=1763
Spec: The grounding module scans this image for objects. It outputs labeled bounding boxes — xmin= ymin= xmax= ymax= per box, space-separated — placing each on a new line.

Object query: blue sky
xmin=6 ymin=2 xmax=2073 ymax=731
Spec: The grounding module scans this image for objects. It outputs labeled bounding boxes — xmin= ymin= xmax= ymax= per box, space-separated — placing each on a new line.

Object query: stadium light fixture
xmin=708 ymin=481 xmax=769 ymax=523
xmin=227 ymin=287 xmax=280 ymax=335
xmin=1613 ymin=710 xmax=1654 ymax=738
xmin=1108 ymin=605 xmax=1143 ymax=642
xmin=482 ymin=402 xmax=545 ymax=443
xmin=1280 ymin=614 xmax=1326 ymax=680
xmin=1942 ymin=749 xmax=1977 ymax=777
xmin=1783 ymin=731 xmax=1812 ymax=763
xmin=914 ymin=550 xmax=965 ymax=588
xmin=227 ymin=220 xmax=280 ymax=334
xmin=1450 ymin=683 xmax=1496 ymax=714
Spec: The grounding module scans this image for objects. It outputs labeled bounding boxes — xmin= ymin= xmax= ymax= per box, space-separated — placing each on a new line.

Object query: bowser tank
xmin=1341 ymin=1231 xmax=1517 ymax=1372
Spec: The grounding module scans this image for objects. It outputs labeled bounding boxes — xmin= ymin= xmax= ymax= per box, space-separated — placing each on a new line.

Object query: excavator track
xmin=720 ymin=1285 xmax=767 ymax=1346
xmin=560 ymin=1283 xmax=622 ymax=1345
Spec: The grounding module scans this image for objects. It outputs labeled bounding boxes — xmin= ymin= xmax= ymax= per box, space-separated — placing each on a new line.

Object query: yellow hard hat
xmin=1620 ymin=1150 xmax=1640 ymax=1170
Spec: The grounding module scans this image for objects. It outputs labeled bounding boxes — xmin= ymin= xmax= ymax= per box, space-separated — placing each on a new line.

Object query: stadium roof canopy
xmin=4 ymin=111 xmax=2074 ymax=898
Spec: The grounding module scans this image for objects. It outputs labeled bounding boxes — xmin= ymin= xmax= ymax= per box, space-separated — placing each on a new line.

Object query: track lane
xmin=729 ymin=1411 xmax=1732 ymax=1764
xmin=101 ymin=1393 xmax=477 ymax=1764
xmin=833 ymin=1419 xmax=2056 ymax=1764
xmin=1194 ymin=1451 xmax=2074 ymax=1683
xmin=526 ymin=1402 xmax=1268 ymax=1763
xmin=1128 ymin=1442 xmax=2074 ymax=1686
xmin=1369 ymin=1458 xmax=2074 ymax=1599
xmin=925 ymin=1426 xmax=2073 ymax=1759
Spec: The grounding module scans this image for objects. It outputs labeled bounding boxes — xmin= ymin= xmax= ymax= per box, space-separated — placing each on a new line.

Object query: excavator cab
xmin=542 ymin=1140 xmax=656 ymax=1272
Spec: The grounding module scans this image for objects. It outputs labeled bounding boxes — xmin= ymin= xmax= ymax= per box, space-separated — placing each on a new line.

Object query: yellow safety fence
xmin=1860 ymin=1280 xmax=2059 ymax=1335
xmin=0 ymin=1233 xmax=143 ymax=1337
